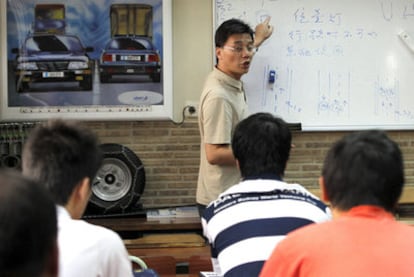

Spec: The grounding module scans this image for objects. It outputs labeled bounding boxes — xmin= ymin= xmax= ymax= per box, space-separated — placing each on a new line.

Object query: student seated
xmin=201 ymin=113 xmax=331 ymax=277
xmin=22 ymin=119 xmax=133 ymax=277
xmin=260 ymin=130 xmax=414 ymax=277
xmin=0 ymin=169 xmax=58 ymax=277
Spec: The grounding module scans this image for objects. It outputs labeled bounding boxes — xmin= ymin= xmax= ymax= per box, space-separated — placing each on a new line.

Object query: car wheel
xmin=1 ymin=155 xmax=21 ymax=169
xmin=16 ymin=80 xmax=29 ymax=92
xmin=80 ymin=76 xmax=93 ymax=90
xmin=100 ymin=73 xmax=110 ymax=83
xmin=151 ymin=73 xmax=161 ymax=83
xmin=88 ymin=143 xmax=145 ymax=214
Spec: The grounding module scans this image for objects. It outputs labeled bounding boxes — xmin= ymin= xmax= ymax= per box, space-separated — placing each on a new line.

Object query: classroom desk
xmin=86 ymin=216 xmax=212 ymax=276
xmin=126 ymin=232 xmax=212 ymax=276
xmin=85 ymin=216 xmax=202 ymax=234
xmin=128 ymin=241 xmax=210 ymax=263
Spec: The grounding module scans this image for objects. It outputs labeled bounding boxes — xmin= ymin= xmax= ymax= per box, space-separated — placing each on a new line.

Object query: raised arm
xmin=254 ymin=16 xmax=274 ymax=48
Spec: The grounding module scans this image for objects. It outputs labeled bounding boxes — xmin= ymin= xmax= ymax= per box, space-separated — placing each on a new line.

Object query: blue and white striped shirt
xmin=201 ymin=178 xmax=331 ymax=277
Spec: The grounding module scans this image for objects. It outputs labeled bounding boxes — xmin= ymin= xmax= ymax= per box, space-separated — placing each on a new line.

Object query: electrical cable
xmin=171 ymin=105 xmax=196 ymax=125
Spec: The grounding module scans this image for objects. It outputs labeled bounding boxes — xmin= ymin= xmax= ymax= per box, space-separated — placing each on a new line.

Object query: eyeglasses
xmin=223 ymin=45 xmax=257 ymax=55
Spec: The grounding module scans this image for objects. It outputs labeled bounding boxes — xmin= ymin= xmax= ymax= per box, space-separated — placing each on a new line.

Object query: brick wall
xmin=88 ymin=119 xmax=200 ymax=208
xmin=87 ymin=119 xmax=414 ymax=208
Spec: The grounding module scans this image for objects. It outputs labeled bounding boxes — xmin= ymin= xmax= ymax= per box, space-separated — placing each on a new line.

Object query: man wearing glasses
xmin=197 ymin=17 xmax=273 ymax=216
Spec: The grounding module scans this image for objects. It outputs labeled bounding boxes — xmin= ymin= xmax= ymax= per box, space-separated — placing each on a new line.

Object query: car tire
xmin=151 ymin=73 xmax=161 ymax=83
xmin=100 ymin=73 xmax=110 ymax=83
xmin=16 ymin=80 xmax=29 ymax=92
xmin=88 ymin=143 xmax=145 ymax=214
xmin=80 ymin=76 xmax=93 ymax=90
xmin=1 ymin=155 xmax=21 ymax=169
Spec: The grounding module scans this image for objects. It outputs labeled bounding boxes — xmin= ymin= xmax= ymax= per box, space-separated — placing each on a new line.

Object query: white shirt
xmin=57 ymin=206 xmax=133 ymax=277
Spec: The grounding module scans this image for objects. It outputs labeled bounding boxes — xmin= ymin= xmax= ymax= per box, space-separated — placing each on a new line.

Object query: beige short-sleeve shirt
xmin=196 ymin=67 xmax=249 ymax=205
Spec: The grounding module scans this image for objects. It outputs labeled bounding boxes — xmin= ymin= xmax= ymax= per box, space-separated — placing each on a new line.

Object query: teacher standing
xmin=196 ymin=17 xmax=273 ymax=216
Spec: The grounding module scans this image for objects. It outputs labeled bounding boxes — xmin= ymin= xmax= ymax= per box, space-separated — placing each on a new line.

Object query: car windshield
xmin=107 ymin=38 xmax=152 ymax=50
xmin=25 ymin=35 xmax=83 ymax=53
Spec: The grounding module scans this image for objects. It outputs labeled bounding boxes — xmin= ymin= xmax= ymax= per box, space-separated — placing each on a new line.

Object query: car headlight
xmin=68 ymin=61 xmax=89 ymax=69
xmin=16 ymin=62 xmax=38 ymax=70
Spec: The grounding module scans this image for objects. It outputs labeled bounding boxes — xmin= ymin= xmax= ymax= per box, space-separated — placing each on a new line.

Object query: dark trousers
xmin=197 ymin=203 xmax=207 ymax=218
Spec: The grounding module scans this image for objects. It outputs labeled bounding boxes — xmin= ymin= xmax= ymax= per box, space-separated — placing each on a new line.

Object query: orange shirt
xmin=260 ymin=205 xmax=414 ymax=277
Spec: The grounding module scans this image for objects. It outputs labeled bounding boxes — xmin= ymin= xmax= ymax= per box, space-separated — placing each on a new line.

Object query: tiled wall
xmin=87 ymin=119 xmax=414 ymax=208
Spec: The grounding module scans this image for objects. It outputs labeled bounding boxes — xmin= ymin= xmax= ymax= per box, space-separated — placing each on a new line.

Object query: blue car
xmin=12 ymin=33 xmax=94 ymax=92
xmin=99 ymin=36 xmax=161 ymax=83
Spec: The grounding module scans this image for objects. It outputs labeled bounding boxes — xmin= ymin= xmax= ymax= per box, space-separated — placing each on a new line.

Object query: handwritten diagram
xmin=216 ymin=0 xmax=414 ymax=130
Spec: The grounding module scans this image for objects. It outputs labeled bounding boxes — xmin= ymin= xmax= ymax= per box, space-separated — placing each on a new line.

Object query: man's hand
xmin=254 ymin=16 xmax=274 ymax=48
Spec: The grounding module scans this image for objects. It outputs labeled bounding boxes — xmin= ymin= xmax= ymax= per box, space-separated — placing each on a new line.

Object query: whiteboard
xmin=214 ymin=0 xmax=414 ymax=130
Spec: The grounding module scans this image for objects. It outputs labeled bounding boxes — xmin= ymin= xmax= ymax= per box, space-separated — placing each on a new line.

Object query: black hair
xmin=0 ymin=169 xmax=57 ymax=277
xmin=322 ymin=130 xmax=404 ymax=212
xmin=22 ymin=119 xmax=103 ymax=205
xmin=232 ymin=112 xmax=292 ymax=179
xmin=215 ymin=18 xmax=254 ymax=48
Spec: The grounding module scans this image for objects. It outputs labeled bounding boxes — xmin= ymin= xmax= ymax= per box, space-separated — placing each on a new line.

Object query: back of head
xmin=22 ymin=119 xmax=103 ymax=206
xmin=0 ymin=169 xmax=57 ymax=277
xmin=322 ymin=130 xmax=404 ymax=212
xmin=215 ymin=18 xmax=254 ymax=48
xmin=232 ymin=112 xmax=292 ymax=179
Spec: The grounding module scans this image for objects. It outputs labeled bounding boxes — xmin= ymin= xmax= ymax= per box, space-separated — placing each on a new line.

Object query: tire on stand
xmin=87 ymin=143 xmax=145 ymax=215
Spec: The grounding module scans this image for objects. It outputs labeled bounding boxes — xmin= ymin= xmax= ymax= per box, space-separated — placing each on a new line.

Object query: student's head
xmin=0 ymin=169 xmax=58 ymax=277
xmin=321 ymin=130 xmax=404 ymax=212
xmin=22 ymin=119 xmax=102 ymax=207
xmin=232 ymin=112 xmax=292 ymax=179
xmin=215 ymin=18 xmax=255 ymax=79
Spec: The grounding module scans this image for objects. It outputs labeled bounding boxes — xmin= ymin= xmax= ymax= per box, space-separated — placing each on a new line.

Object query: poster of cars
xmin=1 ymin=0 xmax=172 ymax=121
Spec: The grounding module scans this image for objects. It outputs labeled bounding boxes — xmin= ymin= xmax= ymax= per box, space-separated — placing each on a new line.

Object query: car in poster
xmin=12 ymin=33 xmax=94 ymax=92
xmin=98 ymin=35 xmax=161 ymax=83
